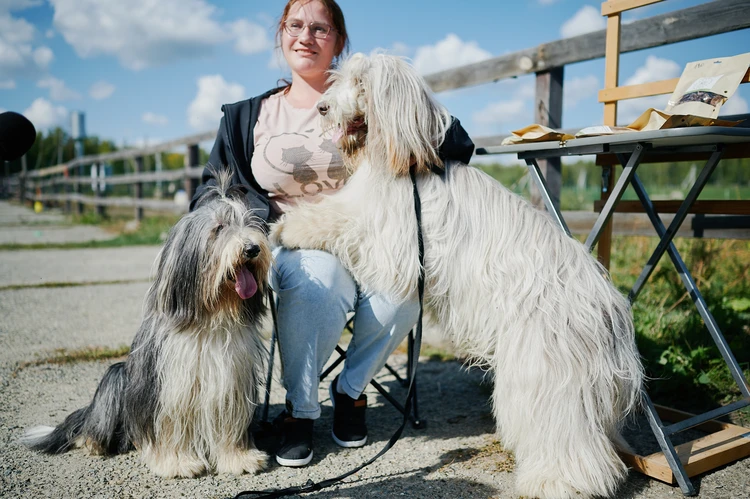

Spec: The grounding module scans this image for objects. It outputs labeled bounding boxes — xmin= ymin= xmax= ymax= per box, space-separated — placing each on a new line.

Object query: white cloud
xmin=50 ymin=0 xmax=231 ymax=70
xmin=560 ymin=6 xmax=606 ymax=38
xmin=0 ymin=10 xmax=34 ymax=44
xmin=615 ymin=56 xmax=682 ymax=124
xmin=623 ymin=55 xmax=681 ymax=86
xmin=0 ymin=79 xmax=16 ymax=89
xmin=23 ymin=97 xmax=69 ymax=131
xmin=187 ymin=75 xmax=245 ymax=131
xmin=564 ymin=74 xmax=600 ymax=108
xmin=0 ymin=9 xmax=53 ymax=78
xmin=32 ymin=45 xmax=53 ymax=67
xmin=370 ymin=42 xmax=411 ymax=58
xmin=722 ymin=94 xmax=748 ymax=115
xmin=229 ymin=19 xmax=272 ymax=55
xmin=616 ymin=95 xmax=665 ymax=125
xmin=389 ymin=42 xmax=410 ymax=57
xmin=413 ymin=34 xmax=492 ymax=75
xmin=471 ymin=78 xmax=535 ymax=134
xmin=142 ymin=111 xmax=169 ymax=126
xmin=37 ymin=76 xmax=81 ymax=101
xmin=45 ymin=29 xmax=54 ymax=38
xmin=473 ymin=99 xmax=527 ymax=127
xmin=89 ymin=80 xmax=115 ymax=100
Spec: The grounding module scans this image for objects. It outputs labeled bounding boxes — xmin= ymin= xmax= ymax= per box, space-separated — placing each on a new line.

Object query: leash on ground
xmin=232 ymin=165 xmax=426 ymax=499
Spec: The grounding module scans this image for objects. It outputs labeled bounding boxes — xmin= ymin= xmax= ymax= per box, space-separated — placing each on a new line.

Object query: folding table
xmin=477 ymin=126 xmax=750 ymax=496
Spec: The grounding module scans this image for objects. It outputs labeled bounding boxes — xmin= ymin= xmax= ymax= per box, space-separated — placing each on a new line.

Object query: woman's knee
xmin=272 ymin=248 xmax=357 ymax=309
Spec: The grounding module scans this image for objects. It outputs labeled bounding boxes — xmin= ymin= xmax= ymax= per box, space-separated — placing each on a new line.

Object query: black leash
xmin=233 ymin=165 xmax=426 ymax=499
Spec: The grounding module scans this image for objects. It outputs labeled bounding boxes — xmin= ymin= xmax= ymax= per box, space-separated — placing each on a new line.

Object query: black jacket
xmin=190 ymin=89 xmax=475 ymax=221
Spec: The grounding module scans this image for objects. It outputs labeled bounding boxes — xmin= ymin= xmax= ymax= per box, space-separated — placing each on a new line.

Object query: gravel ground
xmin=0 ymin=201 xmax=748 ymax=498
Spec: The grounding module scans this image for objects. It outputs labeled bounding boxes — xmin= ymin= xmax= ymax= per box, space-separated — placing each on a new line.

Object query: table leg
xmin=525 ymin=158 xmax=571 ymax=237
xmin=642 ymin=391 xmax=698 ymax=496
xmin=584 ymin=144 xmax=646 ymax=251
xmin=627 ymin=147 xmax=724 ymax=302
xmin=629 ymin=172 xmax=750 ymax=397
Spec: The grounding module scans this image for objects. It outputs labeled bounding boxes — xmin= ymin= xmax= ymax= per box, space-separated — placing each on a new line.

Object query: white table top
xmin=478 ymin=126 xmax=750 ymax=156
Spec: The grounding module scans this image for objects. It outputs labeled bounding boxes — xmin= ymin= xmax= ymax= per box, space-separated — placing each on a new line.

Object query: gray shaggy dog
xmin=22 ymin=172 xmax=272 ymax=478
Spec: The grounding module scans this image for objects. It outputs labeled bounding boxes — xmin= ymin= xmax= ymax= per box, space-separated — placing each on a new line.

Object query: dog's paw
xmin=269 ymin=217 xmax=288 ymax=247
xmin=215 ymin=447 xmax=267 ymax=475
xmin=146 ymin=453 xmax=206 ymax=478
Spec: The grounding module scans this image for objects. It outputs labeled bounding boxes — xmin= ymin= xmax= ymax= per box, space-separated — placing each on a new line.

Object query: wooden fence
xmin=3 ymin=0 xmax=749 ymax=220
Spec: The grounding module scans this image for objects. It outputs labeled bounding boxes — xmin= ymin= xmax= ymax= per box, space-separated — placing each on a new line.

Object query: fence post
xmin=65 ymin=166 xmax=73 ymax=214
xmin=94 ymin=163 xmax=107 ymax=218
xmin=531 ymin=67 xmax=564 ymax=211
xmin=19 ymin=154 xmax=27 ymax=205
xmin=184 ymin=143 xmax=199 ymax=203
xmin=134 ymin=156 xmax=144 ymax=222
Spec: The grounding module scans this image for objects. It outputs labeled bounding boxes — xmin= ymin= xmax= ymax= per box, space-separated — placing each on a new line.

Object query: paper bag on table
xmin=500 ymin=124 xmax=575 ymax=145
xmin=666 ymin=52 xmax=750 ymax=118
xmin=576 ymin=109 xmax=743 ymax=136
xmin=577 ymin=52 xmax=749 ymax=137
xmin=629 ymin=109 xmax=744 ymax=131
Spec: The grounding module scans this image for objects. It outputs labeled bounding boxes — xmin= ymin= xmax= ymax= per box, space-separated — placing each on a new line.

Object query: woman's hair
xmin=276 ymin=0 xmax=349 ymax=63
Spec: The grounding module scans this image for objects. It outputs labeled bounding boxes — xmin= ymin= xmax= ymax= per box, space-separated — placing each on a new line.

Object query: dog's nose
xmin=317 ymin=102 xmax=329 ymax=116
xmin=244 ymin=244 xmax=261 ymax=259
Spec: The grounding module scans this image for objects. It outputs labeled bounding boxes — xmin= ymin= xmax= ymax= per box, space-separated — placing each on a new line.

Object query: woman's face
xmin=281 ymin=0 xmax=338 ymax=79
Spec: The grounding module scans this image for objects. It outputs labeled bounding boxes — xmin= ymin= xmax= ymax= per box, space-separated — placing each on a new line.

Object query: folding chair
xmin=260 ymin=289 xmax=426 ymax=429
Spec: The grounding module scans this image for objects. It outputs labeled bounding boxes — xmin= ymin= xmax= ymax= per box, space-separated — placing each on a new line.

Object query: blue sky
xmin=1 ymin=0 xmax=748 ymax=162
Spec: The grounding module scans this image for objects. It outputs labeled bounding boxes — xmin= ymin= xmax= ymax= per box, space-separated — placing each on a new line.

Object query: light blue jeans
xmin=270 ymin=248 xmax=420 ymax=419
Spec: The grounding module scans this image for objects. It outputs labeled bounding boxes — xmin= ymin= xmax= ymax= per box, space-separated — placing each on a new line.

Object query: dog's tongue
xmin=235 ymin=266 xmax=258 ymax=300
xmin=331 ymin=127 xmax=344 ymax=144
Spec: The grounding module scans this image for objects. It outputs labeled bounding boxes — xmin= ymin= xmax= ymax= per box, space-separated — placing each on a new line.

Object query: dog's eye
xmin=215 ymin=223 xmax=224 ymax=234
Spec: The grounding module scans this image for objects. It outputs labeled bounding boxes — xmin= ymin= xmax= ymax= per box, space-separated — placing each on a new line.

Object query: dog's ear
xmin=151 ymin=213 xmax=207 ymax=326
xmin=365 ymin=55 xmax=450 ymax=176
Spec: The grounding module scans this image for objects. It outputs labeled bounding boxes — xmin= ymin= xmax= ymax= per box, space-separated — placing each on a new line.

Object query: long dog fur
xmin=272 ymin=53 xmax=644 ymax=499
xmin=22 ymin=172 xmax=272 ymax=478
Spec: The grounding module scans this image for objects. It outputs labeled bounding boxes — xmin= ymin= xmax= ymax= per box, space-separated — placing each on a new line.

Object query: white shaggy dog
xmin=271 ymin=53 xmax=644 ymax=499
xmin=23 ymin=172 xmax=272 ymax=478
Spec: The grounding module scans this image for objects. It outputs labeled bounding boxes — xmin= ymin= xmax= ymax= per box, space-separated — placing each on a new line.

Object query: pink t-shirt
xmin=251 ymin=92 xmax=347 ymax=213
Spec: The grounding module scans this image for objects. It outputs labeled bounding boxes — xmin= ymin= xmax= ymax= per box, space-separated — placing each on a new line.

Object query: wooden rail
xmin=423 ymin=0 xmax=749 ymax=92
xmin=4 ymin=0 xmax=748 ymax=221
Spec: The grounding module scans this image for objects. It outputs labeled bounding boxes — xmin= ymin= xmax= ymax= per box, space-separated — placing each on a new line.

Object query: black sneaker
xmin=274 ymin=411 xmax=314 ymax=467
xmin=329 ymin=375 xmax=368 ymax=448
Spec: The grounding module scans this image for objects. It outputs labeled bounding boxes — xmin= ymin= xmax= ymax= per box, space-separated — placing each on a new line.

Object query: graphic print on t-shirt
xmin=318 ymin=138 xmax=347 ymax=181
xmin=281 ymin=145 xmax=318 ymax=184
xmin=251 ymin=92 xmax=347 ymax=211
xmin=261 ymin=131 xmax=345 ymax=197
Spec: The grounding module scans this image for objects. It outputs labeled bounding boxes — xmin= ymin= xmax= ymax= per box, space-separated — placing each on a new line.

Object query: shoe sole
xmin=330 ymin=379 xmax=368 ymax=448
xmin=275 ymin=451 xmax=313 ymax=467
xmin=331 ymin=430 xmax=367 ymax=448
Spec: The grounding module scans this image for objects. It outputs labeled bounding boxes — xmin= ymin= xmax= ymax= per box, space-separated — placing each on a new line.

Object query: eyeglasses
xmin=283 ymin=18 xmax=336 ymax=39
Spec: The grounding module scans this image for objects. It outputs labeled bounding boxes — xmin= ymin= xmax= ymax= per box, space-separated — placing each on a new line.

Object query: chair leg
xmin=264 ymin=311 xmax=426 ymax=429
xmin=261 ymin=289 xmax=278 ymax=424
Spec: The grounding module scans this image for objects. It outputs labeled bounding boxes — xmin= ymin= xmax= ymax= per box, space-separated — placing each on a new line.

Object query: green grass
xmin=609 ymin=237 xmax=750 ymax=424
